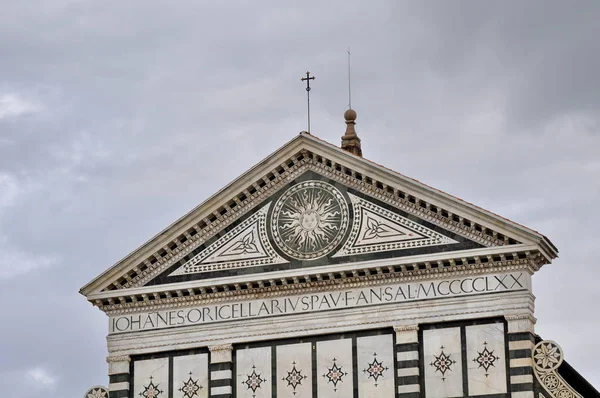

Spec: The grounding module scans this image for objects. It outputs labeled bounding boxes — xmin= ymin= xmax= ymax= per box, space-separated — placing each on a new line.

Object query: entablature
xmin=91 ymin=247 xmax=545 ymax=315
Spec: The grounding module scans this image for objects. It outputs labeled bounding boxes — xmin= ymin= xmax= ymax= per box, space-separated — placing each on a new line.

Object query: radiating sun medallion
xmin=271 ymin=181 xmax=349 ymax=260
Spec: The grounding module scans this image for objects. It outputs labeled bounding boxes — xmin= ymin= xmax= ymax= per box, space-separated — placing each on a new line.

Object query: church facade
xmin=81 ymin=112 xmax=597 ymax=398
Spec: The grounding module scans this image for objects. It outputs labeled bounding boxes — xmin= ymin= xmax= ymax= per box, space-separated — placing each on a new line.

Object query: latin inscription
xmin=109 ymin=272 xmax=527 ymax=334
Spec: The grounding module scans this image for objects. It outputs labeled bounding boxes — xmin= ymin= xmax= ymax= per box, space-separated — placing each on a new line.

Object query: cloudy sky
xmin=1 ymin=1 xmax=599 ymax=396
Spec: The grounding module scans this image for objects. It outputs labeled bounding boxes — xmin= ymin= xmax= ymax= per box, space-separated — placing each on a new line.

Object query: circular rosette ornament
xmin=84 ymin=386 xmax=109 ymax=398
xmin=271 ymin=181 xmax=349 ymax=260
xmin=533 ymin=340 xmax=564 ymax=372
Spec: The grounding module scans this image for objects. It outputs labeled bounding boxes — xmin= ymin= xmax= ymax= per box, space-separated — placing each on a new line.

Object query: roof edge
xmin=81 ymin=131 xmax=558 ymax=297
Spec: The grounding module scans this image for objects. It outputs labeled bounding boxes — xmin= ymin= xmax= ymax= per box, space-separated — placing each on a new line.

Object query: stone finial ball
xmin=344 ymin=109 xmax=357 ymax=121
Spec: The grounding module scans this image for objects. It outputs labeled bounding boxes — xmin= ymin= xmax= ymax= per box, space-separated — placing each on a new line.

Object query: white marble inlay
xmin=173 ymin=354 xmax=209 ymax=398
xmin=236 ymin=347 xmax=271 ymax=398
xmin=356 ymin=334 xmax=394 ymax=397
xmin=466 ymin=323 xmax=507 ymax=395
xmin=134 ymin=358 xmax=169 ymax=398
xmin=276 ymin=343 xmax=312 ymax=398
xmin=424 ymin=327 xmax=463 ymax=398
xmin=211 ymin=369 xmax=232 ymax=380
xmin=171 ymin=203 xmax=287 ymax=276
xmin=317 ymin=339 xmax=353 ymax=397
xmin=334 ymin=193 xmax=457 ymax=257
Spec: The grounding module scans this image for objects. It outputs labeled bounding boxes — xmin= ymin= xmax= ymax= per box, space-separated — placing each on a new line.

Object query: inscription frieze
xmin=109 ymin=272 xmax=528 ymax=334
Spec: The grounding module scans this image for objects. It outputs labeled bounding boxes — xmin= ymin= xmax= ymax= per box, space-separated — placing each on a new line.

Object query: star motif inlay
xmin=322 ymin=358 xmax=348 ymax=391
xmin=242 ymin=366 xmax=265 ymax=397
xmin=283 ymin=362 xmax=307 ymax=394
xmin=430 ymin=346 xmax=456 ymax=381
xmin=472 ymin=341 xmax=500 ymax=377
xmin=363 ymin=353 xmax=388 ymax=386
xmin=139 ymin=376 xmax=163 ymax=398
xmin=178 ymin=372 xmax=202 ymax=398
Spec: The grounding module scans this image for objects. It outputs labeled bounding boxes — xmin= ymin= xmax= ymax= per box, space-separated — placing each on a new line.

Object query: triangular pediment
xmin=145 ymin=172 xmax=475 ymax=285
xmin=80 ymin=132 xmax=557 ymax=301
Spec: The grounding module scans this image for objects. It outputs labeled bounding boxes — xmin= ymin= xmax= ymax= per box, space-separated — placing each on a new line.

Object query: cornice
xmin=88 ymin=244 xmax=539 ymax=302
xmin=99 ymin=257 xmax=535 ymax=316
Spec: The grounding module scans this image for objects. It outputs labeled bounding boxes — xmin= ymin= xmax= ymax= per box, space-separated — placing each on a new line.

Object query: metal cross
xmin=301 ymin=71 xmax=315 ymax=132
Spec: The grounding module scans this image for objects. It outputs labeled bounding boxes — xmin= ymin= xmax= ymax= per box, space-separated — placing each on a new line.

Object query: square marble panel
xmin=134 ymin=358 xmax=169 ymax=398
xmin=466 ymin=323 xmax=507 ymax=395
xmin=356 ymin=334 xmax=395 ymax=397
xmin=236 ymin=347 xmax=271 ymax=398
xmin=173 ymin=354 xmax=209 ymax=398
xmin=317 ymin=339 xmax=353 ymax=397
xmin=276 ymin=343 xmax=312 ymax=398
xmin=423 ymin=327 xmax=463 ymax=398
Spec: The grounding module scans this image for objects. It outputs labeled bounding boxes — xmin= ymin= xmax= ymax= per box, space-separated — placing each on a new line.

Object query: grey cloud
xmin=1 ymin=1 xmax=599 ymax=396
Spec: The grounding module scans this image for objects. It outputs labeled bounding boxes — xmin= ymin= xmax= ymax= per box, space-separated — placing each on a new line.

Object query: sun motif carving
xmin=282 ymin=361 xmax=307 ymax=394
xmin=271 ymin=181 xmax=349 ymax=260
xmin=178 ymin=372 xmax=202 ymax=398
xmin=322 ymin=358 xmax=348 ymax=391
xmin=242 ymin=366 xmax=265 ymax=397
xmin=86 ymin=387 xmax=108 ymax=398
xmin=472 ymin=341 xmax=500 ymax=377
xmin=430 ymin=346 xmax=456 ymax=381
xmin=533 ymin=341 xmax=563 ymax=371
xmin=363 ymin=353 xmax=388 ymax=386
xmin=139 ymin=377 xmax=163 ymax=398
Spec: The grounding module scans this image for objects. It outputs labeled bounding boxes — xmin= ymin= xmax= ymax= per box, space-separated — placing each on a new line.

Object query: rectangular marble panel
xmin=423 ymin=327 xmax=463 ymax=398
xmin=356 ymin=334 xmax=395 ymax=397
xmin=134 ymin=358 xmax=169 ymax=398
xmin=236 ymin=346 xmax=271 ymax=398
xmin=276 ymin=342 xmax=312 ymax=398
xmin=466 ymin=323 xmax=507 ymax=395
xmin=173 ymin=354 xmax=209 ymax=398
xmin=317 ymin=338 xmax=353 ymax=397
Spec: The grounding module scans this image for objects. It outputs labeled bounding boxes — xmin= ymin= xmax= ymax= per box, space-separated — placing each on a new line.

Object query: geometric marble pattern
xmin=423 ymin=327 xmax=463 ymax=398
xmin=356 ymin=334 xmax=394 ymax=397
xmin=466 ymin=323 xmax=507 ymax=395
xmin=173 ymin=354 xmax=209 ymax=398
xmin=334 ymin=193 xmax=457 ymax=257
xmin=134 ymin=358 xmax=169 ymax=398
xmin=276 ymin=343 xmax=312 ymax=398
xmin=317 ymin=339 xmax=353 ymax=397
xmin=170 ymin=203 xmax=287 ymax=276
xmin=236 ymin=347 xmax=271 ymax=398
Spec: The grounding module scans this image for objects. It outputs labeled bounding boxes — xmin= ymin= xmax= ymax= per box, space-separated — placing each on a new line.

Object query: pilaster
xmin=394 ymin=324 xmax=421 ymax=398
xmin=106 ymin=355 xmax=131 ymax=398
xmin=506 ymin=314 xmax=536 ymax=398
xmin=209 ymin=344 xmax=233 ymax=398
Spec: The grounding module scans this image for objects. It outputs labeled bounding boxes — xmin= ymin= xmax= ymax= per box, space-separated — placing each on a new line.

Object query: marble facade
xmin=81 ymin=132 xmax=594 ymax=397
